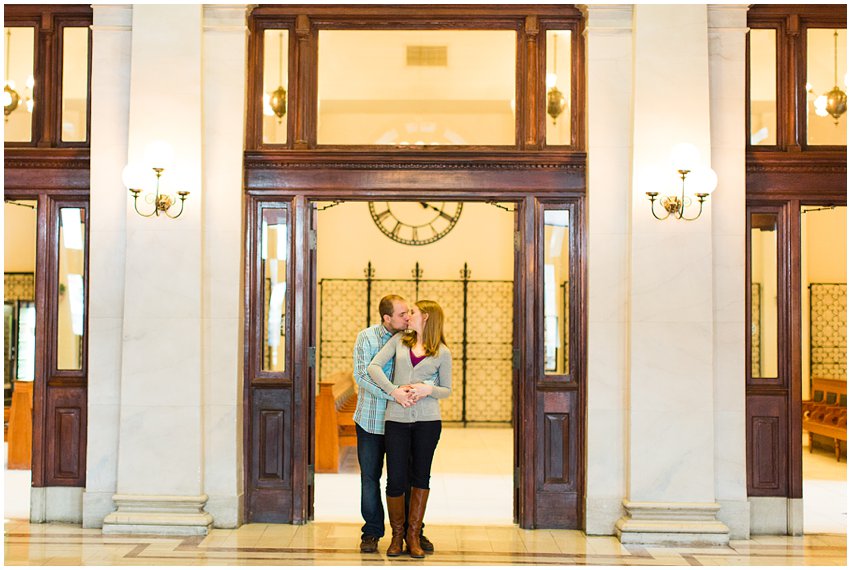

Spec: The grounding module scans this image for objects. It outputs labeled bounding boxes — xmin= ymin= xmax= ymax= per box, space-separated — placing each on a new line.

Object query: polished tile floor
xmin=4 ymin=431 xmax=848 ymax=565
xmin=3 ymin=520 xmax=847 ymax=566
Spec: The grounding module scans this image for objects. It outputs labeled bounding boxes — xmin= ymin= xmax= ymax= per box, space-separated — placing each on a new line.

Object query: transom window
xmin=247 ymin=6 xmax=583 ymax=151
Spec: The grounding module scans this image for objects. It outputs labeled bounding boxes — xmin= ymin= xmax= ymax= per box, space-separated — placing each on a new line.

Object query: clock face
xmin=368 ymin=201 xmax=463 ymax=246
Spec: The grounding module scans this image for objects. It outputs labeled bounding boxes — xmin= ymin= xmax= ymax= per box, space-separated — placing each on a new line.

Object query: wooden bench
xmin=315 ymin=370 xmax=358 ymax=473
xmin=803 ymin=377 xmax=847 ymax=461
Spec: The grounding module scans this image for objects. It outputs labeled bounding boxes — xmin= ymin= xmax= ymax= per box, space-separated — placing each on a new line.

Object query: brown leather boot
xmin=405 ymin=487 xmax=429 ymax=558
xmin=385 ymin=495 xmax=406 ymax=557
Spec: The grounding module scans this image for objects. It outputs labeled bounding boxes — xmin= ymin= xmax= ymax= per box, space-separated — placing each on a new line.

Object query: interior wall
xmin=801 ymin=206 xmax=847 ymax=399
xmin=4 ymin=202 xmax=37 ymax=272
xmin=316 ymin=201 xmax=514 ymax=282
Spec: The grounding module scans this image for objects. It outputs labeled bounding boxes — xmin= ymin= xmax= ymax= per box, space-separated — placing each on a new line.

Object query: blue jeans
xmin=356 ymin=424 xmax=386 ymax=538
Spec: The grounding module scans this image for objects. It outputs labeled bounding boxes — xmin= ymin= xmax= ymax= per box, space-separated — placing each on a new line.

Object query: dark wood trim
xmin=3 ymin=4 xmax=93 ymax=150
xmin=246 ymin=5 xmax=584 ymax=152
xmin=6 ymin=188 xmax=90 ymax=489
xmin=747 ymin=4 xmax=846 ymax=154
xmin=250 ymin=5 xmax=583 ymax=20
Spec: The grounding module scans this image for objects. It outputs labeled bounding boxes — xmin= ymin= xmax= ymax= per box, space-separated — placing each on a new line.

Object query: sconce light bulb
xmin=669 ymin=142 xmax=701 ymax=172
xmin=5 ymin=79 xmax=15 ymax=90
xmin=143 ymin=140 xmax=175 ymax=170
xmin=25 ymin=75 xmax=34 ymax=89
xmin=815 ymin=94 xmax=828 ymax=112
xmin=546 ymin=72 xmax=558 ymax=90
xmin=806 ymin=81 xmax=813 ymax=93
xmin=2 ymin=90 xmax=11 ymax=107
xmin=121 ymin=162 xmax=149 ymax=191
xmin=262 ymin=93 xmax=274 ymax=117
xmin=689 ymin=166 xmax=718 ymax=196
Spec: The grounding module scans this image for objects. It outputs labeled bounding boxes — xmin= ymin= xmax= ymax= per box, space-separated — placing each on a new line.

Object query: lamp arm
xmin=164 ymin=194 xmax=188 ymax=219
xmin=646 ymin=193 xmax=670 ymax=221
xmin=131 ymin=191 xmax=157 ymax=218
xmin=680 ymin=195 xmax=707 ymax=222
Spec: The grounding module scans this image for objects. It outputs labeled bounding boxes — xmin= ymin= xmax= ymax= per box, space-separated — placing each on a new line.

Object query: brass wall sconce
xmin=646 ymin=143 xmax=717 ymax=221
xmin=122 ymin=141 xmax=190 ymax=219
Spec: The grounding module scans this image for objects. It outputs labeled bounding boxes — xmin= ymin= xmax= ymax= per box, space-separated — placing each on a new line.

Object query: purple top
xmin=409 ymin=348 xmax=428 ymax=368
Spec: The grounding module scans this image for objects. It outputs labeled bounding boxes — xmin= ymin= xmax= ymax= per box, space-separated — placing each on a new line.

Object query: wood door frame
xmin=745 ymin=4 xmax=846 ymax=506
xmin=243 ymin=154 xmax=587 ymax=528
xmin=3 ymin=177 xmax=90 ymax=490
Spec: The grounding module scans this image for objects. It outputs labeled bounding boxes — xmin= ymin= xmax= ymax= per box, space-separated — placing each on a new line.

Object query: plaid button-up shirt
xmin=352 ymin=323 xmax=395 ymax=435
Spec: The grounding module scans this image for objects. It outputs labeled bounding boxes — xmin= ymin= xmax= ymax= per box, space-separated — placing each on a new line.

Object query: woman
xmin=367 ymin=299 xmax=452 ymax=558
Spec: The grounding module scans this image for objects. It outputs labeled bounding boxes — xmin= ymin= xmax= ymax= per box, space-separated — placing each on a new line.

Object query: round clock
xmin=368 ymin=201 xmax=463 ymax=246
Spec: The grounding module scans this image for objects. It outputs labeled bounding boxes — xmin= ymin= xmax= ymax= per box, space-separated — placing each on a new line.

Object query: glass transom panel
xmin=317 ymin=30 xmax=517 ymax=146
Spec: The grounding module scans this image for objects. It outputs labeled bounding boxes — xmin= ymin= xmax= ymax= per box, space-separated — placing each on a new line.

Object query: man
xmin=352 ymin=294 xmax=434 ymax=555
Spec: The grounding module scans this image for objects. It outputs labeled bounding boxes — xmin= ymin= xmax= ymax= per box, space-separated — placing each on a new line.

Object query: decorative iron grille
xmin=319 ymin=262 xmax=515 ymax=423
xmin=809 ymin=283 xmax=847 ymax=380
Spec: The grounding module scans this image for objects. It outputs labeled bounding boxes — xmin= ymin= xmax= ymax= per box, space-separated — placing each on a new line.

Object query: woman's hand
xmin=407 ymin=383 xmax=433 ymax=401
xmin=390 ymin=387 xmax=416 ymax=408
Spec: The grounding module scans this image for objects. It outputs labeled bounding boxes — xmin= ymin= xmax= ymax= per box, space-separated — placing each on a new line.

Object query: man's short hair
xmin=379 ymin=295 xmax=405 ymax=320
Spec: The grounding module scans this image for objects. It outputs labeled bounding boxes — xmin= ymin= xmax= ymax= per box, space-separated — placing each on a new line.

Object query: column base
xmin=103 ymin=494 xmax=213 ymax=536
xmin=615 ymin=501 xmax=730 ymax=546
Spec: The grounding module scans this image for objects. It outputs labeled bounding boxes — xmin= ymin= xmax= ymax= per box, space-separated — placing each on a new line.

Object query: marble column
xmin=82 ymin=4 xmax=133 ymax=529
xmin=102 ymin=4 xmax=210 ymax=536
xmin=707 ymin=5 xmax=751 ymax=539
xmin=582 ymin=3 xmax=633 ymax=535
xmin=200 ymin=4 xmax=249 ymax=529
xmin=615 ymin=4 xmax=729 ymax=546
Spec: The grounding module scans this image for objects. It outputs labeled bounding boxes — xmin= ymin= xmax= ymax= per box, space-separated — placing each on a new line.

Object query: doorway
xmin=4 ymin=199 xmax=37 ymax=519
xmin=310 ymin=200 xmax=519 ymax=525
xmin=799 ymin=205 xmax=846 ymax=533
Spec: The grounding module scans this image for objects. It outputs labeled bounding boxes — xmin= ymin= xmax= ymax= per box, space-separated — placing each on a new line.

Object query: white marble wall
xmin=83 ymin=4 xmax=133 ymax=529
xmin=626 ymin=3 xmax=716 ymax=503
xmin=708 ymin=5 xmax=750 ymax=539
xmin=200 ymin=4 xmax=249 ymax=528
xmin=114 ymin=4 xmax=205 ymax=499
xmin=583 ymin=3 xmax=633 ymax=535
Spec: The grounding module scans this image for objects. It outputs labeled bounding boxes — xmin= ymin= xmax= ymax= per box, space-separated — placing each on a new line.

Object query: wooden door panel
xmin=747 ymin=397 xmax=788 ymax=494
xmin=44 ymin=385 xmax=86 ymax=485
xmin=249 ymin=386 xmax=292 ymax=521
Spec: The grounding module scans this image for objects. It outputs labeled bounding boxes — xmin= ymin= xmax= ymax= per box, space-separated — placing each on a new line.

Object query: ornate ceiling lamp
xmin=267 ymin=31 xmax=287 ymax=123
xmin=4 ymin=29 xmax=20 ymax=119
xmin=546 ymin=33 xmax=566 ymax=125
xmin=813 ymin=30 xmax=847 ymax=125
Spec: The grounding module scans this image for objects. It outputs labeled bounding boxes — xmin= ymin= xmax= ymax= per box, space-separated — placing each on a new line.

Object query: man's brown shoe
xmin=420 ymin=533 xmax=434 ymax=553
xmin=359 ymin=535 xmax=380 ymax=553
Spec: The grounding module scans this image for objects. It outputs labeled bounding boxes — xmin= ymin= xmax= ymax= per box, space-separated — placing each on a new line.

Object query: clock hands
xmin=420 ymin=202 xmax=454 ymax=221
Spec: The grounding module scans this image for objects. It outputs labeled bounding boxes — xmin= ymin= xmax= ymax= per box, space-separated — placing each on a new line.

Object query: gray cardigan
xmin=367 ymin=333 xmax=452 ymax=423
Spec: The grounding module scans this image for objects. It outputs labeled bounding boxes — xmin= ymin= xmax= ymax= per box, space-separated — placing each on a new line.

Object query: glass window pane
xmin=751 ymin=212 xmax=778 ymax=378
xmin=16 ymin=302 xmax=36 ymax=381
xmin=262 ymin=207 xmax=288 ymax=372
xmin=317 ymin=30 xmax=516 ymax=146
xmin=3 ymin=27 xmax=35 ymax=143
xmin=262 ymin=29 xmax=289 ymax=144
xmin=545 ymin=30 xmax=571 ymax=145
xmin=807 ymin=28 xmax=847 ymax=145
xmin=61 ymin=27 xmax=89 ymax=142
xmin=57 ymin=208 xmax=86 ymax=370
xmin=749 ymin=29 xmax=777 ymax=146
xmin=544 ymin=209 xmax=570 ymax=376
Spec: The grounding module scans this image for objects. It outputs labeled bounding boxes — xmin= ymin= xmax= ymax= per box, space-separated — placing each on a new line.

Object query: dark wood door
xmin=2 ymin=188 xmax=90 ymax=490
xmin=242 ymin=155 xmax=587 ymax=528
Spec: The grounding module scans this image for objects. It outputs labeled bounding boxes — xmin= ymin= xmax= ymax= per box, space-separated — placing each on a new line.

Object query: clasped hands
xmin=390 ymin=383 xmax=433 ymax=408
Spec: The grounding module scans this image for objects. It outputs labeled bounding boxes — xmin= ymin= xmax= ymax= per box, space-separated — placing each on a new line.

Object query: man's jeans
xmin=356 ymin=424 xmax=386 ymax=538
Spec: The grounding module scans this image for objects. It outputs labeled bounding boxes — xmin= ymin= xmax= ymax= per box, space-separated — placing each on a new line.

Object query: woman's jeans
xmin=384 ymin=420 xmax=442 ymax=497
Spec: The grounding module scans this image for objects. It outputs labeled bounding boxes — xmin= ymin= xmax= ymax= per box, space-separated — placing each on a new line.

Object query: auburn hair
xmin=402 ymin=300 xmax=446 ymax=357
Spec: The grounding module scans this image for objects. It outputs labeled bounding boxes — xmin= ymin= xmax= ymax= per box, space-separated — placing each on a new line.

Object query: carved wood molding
xmin=244 ymin=151 xmax=586 ymax=171
xmin=746 ymin=152 xmax=846 ymax=174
